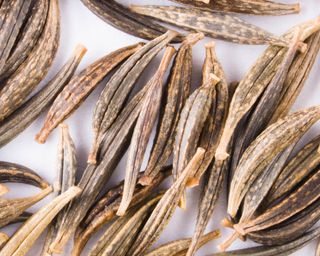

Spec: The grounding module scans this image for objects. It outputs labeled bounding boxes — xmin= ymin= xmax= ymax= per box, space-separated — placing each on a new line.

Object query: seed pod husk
xmin=127 ymin=148 xmax=206 ymax=256
xmin=0 ymin=161 xmax=49 ymax=189
xmin=80 ymin=0 xmax=182 ymax=42
xmin=169 ymin=0 xmax=300 ymax=16
xmin=0 ymin=45 xmax=86 ymax=148
xmin=72 ymin=166 xmax=171 ymax=256
xmin=88 ymin=193 xmax=163 ymax=256
xmin=0 ymin=0 xmax=48 ymax=81
xmin=0 ymin=186 xmax=52 ymax=229
xmin=90 ymin=30 xmax=178 ymax=164
xmin=228 ymin=106 xmax=320 ymax=219
xmin=145 ymin=230 xmax=220 ymax=256
xmin=35 ymin=42 xmax=143 ymax=144
xmin=0 ymin=0 xmax=60 ymax=121
xmin=140 ymin=33 xmax=203 ymax=186
xmin=0 ymin=233 xmax=8 ymax=250
xmin=130 ymin=5 xmax=290 ymax=46
xmin=117 ymin=46 xmax=176 ymax=216
xmin=0 ymin=186 xmax=81 ymax=256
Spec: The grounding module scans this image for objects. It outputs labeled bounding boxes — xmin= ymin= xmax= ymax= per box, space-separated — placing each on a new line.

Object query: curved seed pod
xmin=140 ymin=33 xmax=203 ymax=186
xmin=72 ymin=167 xmax=171 ymax=256
xmin=88 ymin=193 xmax=163 ymax=256
xmin=146 ymin=230 xmax=220 ymax=256
xmin=0 ymin=161 xmax=49 ymax=189
xmin=0 ymin=0 xmax=48 ymax=81
xmin=0 ymin=0 xmax=33 ymax=72
xmin=0 ymin=186 xmax=81 ymax=256
xmin=213 ymin=227 xmax=320 ymax=256
xmin=0 ymin=0 xmax=60 ymax=121
xmin=0 ymin=45 xmax=86 ymax=148
xmin=0 ymin=186 xmax=52 ymax=228
xmin=90 ymin=30 xmax=178 ymax=164
xmin=49 ymin=80 xmax=153 ymax=253
xmin=169 ymin=0 xmax=300 ymax=15
xmin=80 ymin=0 xmax=182 ymax=42
xmin=130 ymin=5 xmax=290 ymax=46
xmin=127 ymin=148 xmax=206 ymax=256
xmin=228 ymin=106 xmax=320 ymax=219
xmin=0 ymin=233 xmax=8 ymax=250
xmin=117 ymin=46 xmax=176 ymax=216
xmin=8 ymin=211 xmax=32 ymax=225
xmin=266 ymin=135 xmax=320 ymax=205
xmin=35 ymin=43 xmax=143 ymax=144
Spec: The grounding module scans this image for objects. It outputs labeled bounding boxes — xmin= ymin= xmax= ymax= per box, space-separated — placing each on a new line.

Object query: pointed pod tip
xmin=221 ymin=218 xmax=234 ymax=228
xmin=35 ymin=131 xmax=48 ymax=144
xmin=74 ymin=44 xmax=87 ymax=59
xmin=184 ymin=32 xmax=205 ymax=46
xmin=0 ymin=184 xmax=9 ymax=196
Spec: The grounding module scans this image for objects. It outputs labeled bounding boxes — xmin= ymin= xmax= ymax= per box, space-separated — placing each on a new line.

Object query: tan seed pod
xmin=0 ymin=232 xmax=8 ymax=250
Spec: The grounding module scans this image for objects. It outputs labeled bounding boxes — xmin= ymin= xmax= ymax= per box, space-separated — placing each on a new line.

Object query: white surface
xmin=2 ymin=0 xmax=320 ymax=255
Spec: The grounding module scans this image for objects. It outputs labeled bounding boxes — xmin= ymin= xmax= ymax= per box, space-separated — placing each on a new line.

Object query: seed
xmin=140 ymin=33 xmax=203 ymax=186
xmin=35 ymin=42 xmax=143 ymax=144
xmin=0 ymin=186 xmax=81 ymax=256
xmin=130 ymin=5 xmax=290 ymax=46
xmin=0 ymin=0 xmax=60 ymax=122
xmin=117 ymin=46 xmax=176 ymax=216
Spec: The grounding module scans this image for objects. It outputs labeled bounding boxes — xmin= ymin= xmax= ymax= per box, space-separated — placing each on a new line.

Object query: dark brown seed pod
xmin=130 ymin=5 xmax=290 ymax=46
xmin=80 ymin=0 xmax=182 ymax=42
xmin=212 ymin=227 xmax=320 ymax=256
xmin=0 ymin=186 xmax=81 ymax=256
xmin=88 ymin=193 xmax=163 ymax=256
xmin=0 ymin=186 xmax=52 ymax=229
xmin=0 ymin=45 xmax=86 ymax=148
xmin=146 ymin=230 xmax=220 ymax=256
xmin=169 ymin=0 xmax=300 ymax=16
xmin=35 ymin=42 xmax=143 ymax=144
xmin=117 ymin=46 xmax=176 ymax=216
xmin=127 ymin=148 xmax=206 ymax=256
xmin=0 ymin=161 xmax=49 ymax=189
xmin=0 ymin=0 xmax=60 ymax=121
xmin=72 ymin=167 xmax=171 ymax=256
xmin=140 ymin=33 xmax=203 ymax=186
xmin=90 ymin=30 xmax=178 ymax=164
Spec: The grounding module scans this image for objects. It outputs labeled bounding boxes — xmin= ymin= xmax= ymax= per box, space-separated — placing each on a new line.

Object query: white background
xmin=2 ymin=0 xmax=320 ymax=255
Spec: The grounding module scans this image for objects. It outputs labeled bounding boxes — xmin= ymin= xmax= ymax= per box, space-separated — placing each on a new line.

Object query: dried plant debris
xmin=117 ymin=46 xmax=176 ymax=216
xmin=0 ymin=0 xmax=60 ymax=121
xmin=41 ymin=124 xmax=77 ymax=256
xmin=0 ymin=186 xmax=81 ymax=256
xmin=0 ymin=186 xmax=52 ymax=229
xmin=130 ymin=5 xmax=290 ymax=46
xmin=145 ymin=230 xmax=220 ymax=256
xmin=90 ymin=30 xmax=177 ymax=164
xmin=80 ymin=0 xmax=183 ymax=41
xmin=0 ymin=233 xmax=8 ymax=250
xmin=170 ymin=0 xmax=300 ymax=16
xmin=140 ymin=33 xmax=203 ymax=186
xmin=35 ymin=43 xmax=142 ymax=144
xmin=127 ymin=148 xmax=206 ymax=256
xmin=73 ymin=166 xmax=171 ymax=255
xmin=88 ymin=193 xmax=163 ymax=256
xmin=0 ymin=184 xmax=8 ymax=196
xmin=0 ymin=161 xmax=49 ymax=189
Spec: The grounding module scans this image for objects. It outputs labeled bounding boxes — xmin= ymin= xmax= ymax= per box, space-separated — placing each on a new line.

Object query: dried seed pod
xmin=117 ymin=46 xmax=176 ymax=216
xmin=145 ymin=230 xmax=220 ymax=256
xmin=80 ymin=0 xmax=182 ymax=42
xmin=35 ymin=43 xmax=143 ymax=144
xmin=0 ymin=186 xmax=52 ymax=228
xmin=140 ymin=33 xmax=203 ymax=186
xmin=9 ymin=211 xmax=32 ymax=225
xmin=127 ymin=148 xmax=206 ymax=256
xmin=0 ymin=186 xmax=81 ymax=256
xmin=0 ymin=45 xmax=86 ymax=148
xmin=317 ymin=240 xmax=320 ymax=256
xmin=0 ymin=0 xmax=60 ymax=121
xmin=0 ymin=161 xmax=49 ymax=189
xmin=72 ymin=167 xmax=171 ymax=256
xmin=228 ymin=106 xmax=320 ymax=219
xmin=213 ymin=227 xmax=320 ymax=256
xmin=170 ymin=0 xmax=300 ymax=15
xmin=88 ymin=193 xmax=163 ymax=256
xmin=0 ymin=184 xmax=8 ymax=196
xmin=90 ymin=30 xmax=178 ymax=164
xmin=0 ymin=0 xmax=48 ymax=80
xmin=0 ymin=233 xmax=8 ymax=250
xmin=130 ymin=5 xmax=290 ymax=46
